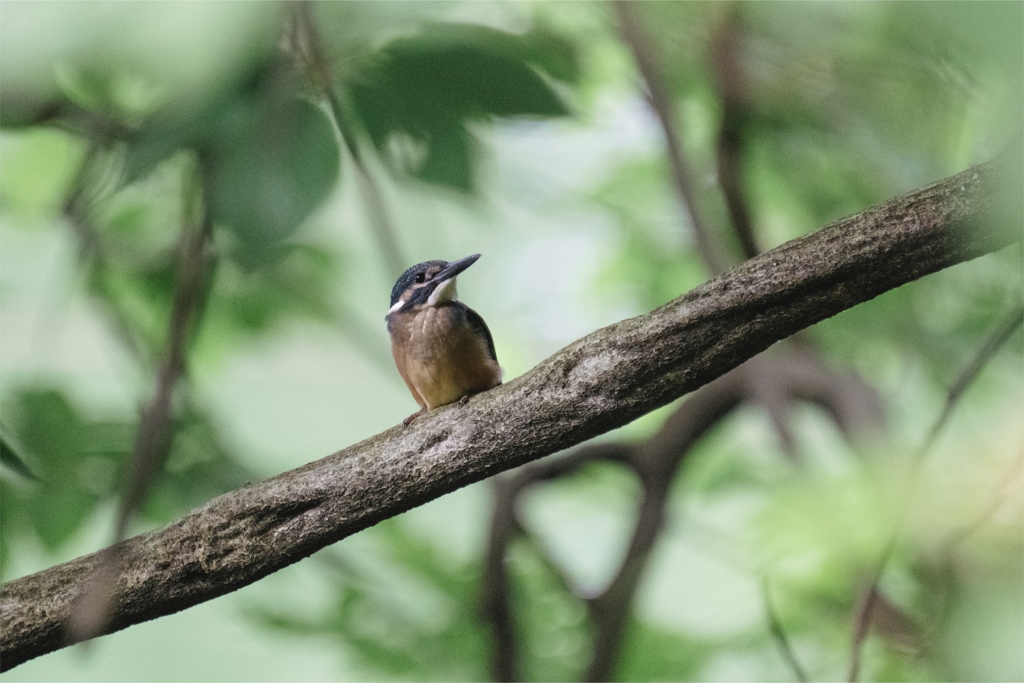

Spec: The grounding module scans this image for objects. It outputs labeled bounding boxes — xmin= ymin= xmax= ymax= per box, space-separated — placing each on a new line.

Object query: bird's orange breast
xmin=389 ymin=305 xmax=501 ymax=411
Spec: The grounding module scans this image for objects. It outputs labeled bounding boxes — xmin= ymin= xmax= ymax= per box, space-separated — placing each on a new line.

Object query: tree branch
xmin=613 ymin=0 xmax=729 ymax=274
xmin=0 ymin=160 xmax=1014 ymax=670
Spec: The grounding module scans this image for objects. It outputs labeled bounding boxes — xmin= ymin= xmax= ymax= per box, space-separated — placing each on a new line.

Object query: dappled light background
xmin=1 ymin=2 xmax=1021 ymax=681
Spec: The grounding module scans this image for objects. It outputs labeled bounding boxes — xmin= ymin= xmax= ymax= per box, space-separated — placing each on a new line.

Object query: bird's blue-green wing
xmin=463 ymin=305 xmax=498 ymax=363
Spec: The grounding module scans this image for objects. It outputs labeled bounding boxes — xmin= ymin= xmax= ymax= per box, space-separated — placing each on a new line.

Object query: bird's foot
xmin=458 ymin=393 xmax=472 ymax=407
xmin=402 ymin=409 xmax=425 ymax=427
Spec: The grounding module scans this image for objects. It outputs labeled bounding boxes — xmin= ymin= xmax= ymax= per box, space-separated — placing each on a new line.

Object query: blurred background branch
xmin=285 ymin=1 xmax=406 ymax=279
xmin=613 ymin=0 xmax=727 ymax=275
xmin=67 ymin=151 xmax=217 ymax=645
xmin=762 ymin=577 xmax=809 ymax=683
xmin=480 ymin=340 xmax=890 ymax=681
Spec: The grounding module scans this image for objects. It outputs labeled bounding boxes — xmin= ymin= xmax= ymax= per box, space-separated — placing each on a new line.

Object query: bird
xmin=386 ymin=253 xmax=502 ymax=426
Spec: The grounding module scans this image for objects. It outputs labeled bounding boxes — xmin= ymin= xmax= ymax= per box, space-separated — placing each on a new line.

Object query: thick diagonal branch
xmin=0 ymin=161 xmax=1015 ymax=670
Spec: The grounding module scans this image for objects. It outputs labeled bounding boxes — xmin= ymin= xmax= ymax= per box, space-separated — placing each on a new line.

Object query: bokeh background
xmin=1 ymin=2 xmax=1021 ymax=681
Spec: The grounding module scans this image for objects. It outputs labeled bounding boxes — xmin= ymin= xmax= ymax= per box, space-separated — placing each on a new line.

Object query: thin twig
xmin=847 ymin=563 xmax=886 ymax=683
xmin=612 ymin=0 xmax=728 ymax=275
xmin=287 ymin=2 xmax=406 ymax=278
xmin=62 ymin=146 xmax=151 ymax=364
xmin=941 ymin=445 xmax=1024 ymax=554
xmin=482 ymin=476 xmax=522 ymax=682
xmin=710 ymin=7 xmax=760 ymax=261
xmin=66 ymin=155 xmax=216 ymax=645
xmin=762 ymin=578 xmax=809 ymax=683
xmin=847 ymin=301 xmax=1024 ymax=682
xmin=111 ymin=159 xmax=216 ymax=542
xmin=919 ymin=303 xmax=1024 ymax=458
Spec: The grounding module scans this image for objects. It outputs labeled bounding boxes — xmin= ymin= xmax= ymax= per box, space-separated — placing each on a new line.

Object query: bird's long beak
xmin=435 ymin=254 xmax=480 ymax=283
xmin=427 ymin=254 xmax=480 ymax=306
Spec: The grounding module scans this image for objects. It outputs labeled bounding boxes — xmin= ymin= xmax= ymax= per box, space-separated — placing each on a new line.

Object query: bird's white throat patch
xmin=427 ymin=277 xmax=458 ymax=306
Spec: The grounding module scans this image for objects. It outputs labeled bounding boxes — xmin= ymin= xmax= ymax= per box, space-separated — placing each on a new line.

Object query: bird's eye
xmin=414 ymin=272 xmax=426 ymax=283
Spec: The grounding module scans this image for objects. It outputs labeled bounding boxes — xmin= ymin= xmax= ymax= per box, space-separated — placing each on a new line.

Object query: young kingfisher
xmin=386 ymin=253 xmax=502 ymax=426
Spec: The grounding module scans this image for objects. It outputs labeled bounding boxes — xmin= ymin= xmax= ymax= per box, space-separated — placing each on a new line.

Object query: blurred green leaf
xmin=0 ymin=386 xmax=255 ymax=573
xmin=415 ymin=124 xmax=473 ymax=193
xmin=0 ymin=128 xmax=89 ymax=217
xmin=121 ymin=86 xmax=240 ymax=183
xmin=616 ymin=618 xmax=711 ymax=681
xmin=0 ymin=2 xmax=279 ymax=130
xmin=87 ymin=257 xmax=176 ymax=359
xmin=196 ymin=242 xmax=341 ymax=362
xmin=121 ymin=62 xmax=339 ymax=262
xmin=251 ymin=519 xmax=490 ymax=680
xmin=348 ymin=22 xmax=575 ymax=192
xmin=54 ymin=64 xmax=161 ymax=123
xmin=0 ymin=425 xmax=39 ymax=482
xmin=591 ymin=157 xmax=706 ymax=308
xmin=0 ymin=389 xmax=125 ymax=557
xmin=142 ymin=403 xmax=255 ymax=522
xmin=210 ymin=93 xmax=339 ymax=259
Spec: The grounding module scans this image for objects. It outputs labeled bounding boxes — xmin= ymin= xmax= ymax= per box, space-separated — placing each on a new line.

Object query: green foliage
xmin=616 ymin=618 xmax=711 ymax=681
xmin=0 ymin=389 xmax=127 ymax=560
xmin=201 ymin=244 xmax=341 ymax=344
xmin=119 ymin=62 xmax=340 ymax=263
xmin=813 ymin=247 xmax=1023 ymax=392
xmin=347 ymin=22 xmax=577 ymax=192
xmin=0 ymin=424 xmax=39 ymax=482
xmin=503 ymin=541 xmax=591 ymax=682
xmin=1 ymin=1 xmax=1021 ymax=681
xmin=251 ymin=520 xmax=491 ymax=681
xmin=141 ymin=402 xmax=256 ymax=522
xmin=0 ymin=128 xmax=87 ymax=217
xmin=591 ymin=158 xmax=707 ymax=308
xmin=0 ymin=387 xmax=253 ymax=577
xmin=0 ymin=2 xmax=280 ymax=128
xmin=209 ymin=91 xmax=338 ymax=260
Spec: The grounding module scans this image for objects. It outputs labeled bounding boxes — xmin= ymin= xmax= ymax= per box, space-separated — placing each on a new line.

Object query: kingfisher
xmin=386 ymin=254 xmax=502 ymax=426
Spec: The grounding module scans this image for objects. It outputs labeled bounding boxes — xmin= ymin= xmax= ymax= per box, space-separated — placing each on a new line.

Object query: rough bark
xmin=0 ymin=160 xmax=1016 ymax=670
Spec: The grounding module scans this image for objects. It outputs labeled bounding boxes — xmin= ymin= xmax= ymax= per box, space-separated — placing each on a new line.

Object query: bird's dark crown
xmin=388 ymin=254 xmax=481 ymax=310
xmin=390 ymin=260 xmax=448 ymax=307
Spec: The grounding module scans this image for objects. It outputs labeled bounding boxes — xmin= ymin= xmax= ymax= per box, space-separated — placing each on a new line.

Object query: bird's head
xmin=387 ymin=253 xmax=481 ymax=316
